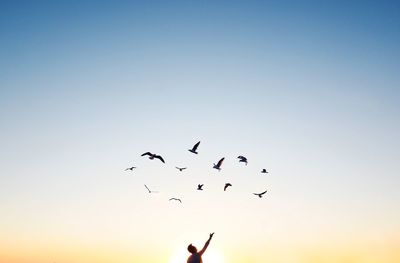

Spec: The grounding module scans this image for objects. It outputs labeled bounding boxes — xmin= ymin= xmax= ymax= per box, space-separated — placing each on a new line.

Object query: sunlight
xmin=169 ymin=247 xmax=186 ymax=263
xmin=169 ymin=247 xmax=224 ymax=263
xmin=203 ymin=249 xmax=224 ymax=263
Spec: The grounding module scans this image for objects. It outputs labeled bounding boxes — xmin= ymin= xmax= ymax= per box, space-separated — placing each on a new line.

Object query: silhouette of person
xmin=187 ymin=232 xmax=214 ymax=263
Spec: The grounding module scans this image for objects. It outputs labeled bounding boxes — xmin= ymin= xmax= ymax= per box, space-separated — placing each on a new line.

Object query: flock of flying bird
xmin=125 ymin=141 xmax=269 ymax=203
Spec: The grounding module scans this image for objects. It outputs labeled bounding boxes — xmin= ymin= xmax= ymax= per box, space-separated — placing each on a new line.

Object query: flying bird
xmin=144 ymin=184 xmax=158 ymax=194
xmin=237 ymin=156 xmax=248 ymax=165
xmin=253 ymin=190 xmax=267 ymax=198
xmin=141 ymin=152 xmax=165 ymax=163
xmin=125 ymin=166 xmax=136 ymax=171
xmin=175 ymin=167 xmax=187 ymax=172
xmin=213 ymin=157 xmax=225 ymax=171
xmin=169 ymin=198 xmax=182 ymax=203
xmin=197 ymin=184 xmax=204 ymax=191
xmin=261 ymin=169 xmax=268 ymax=173
xmin=188 ymin=141 xmax=200 ymax=154
xmin=224 ymin=183 xmax=232 ymax=191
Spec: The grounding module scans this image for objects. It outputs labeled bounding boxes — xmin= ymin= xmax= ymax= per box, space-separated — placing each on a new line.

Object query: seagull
xmin=213 ymin=157 xmax=225 ymax=171
xmin=188 ymin=141 xmax=200 ymax=154
xmin=175 ymin=167 xmax=187 ymax=172
xmin=169 ymin=198 xmax=182 ymax=203
xmin=224 ymin=183 xmax=232 ymax=191
xmin=141 ymin=152 xmax=165 ymax=163
xmin=237 ymin=156 xmax=248 ymax=165
xmin=253 ymin=190 xmax=267 ymax=198
xmin=125 ymin=166 xmax=136 ymax=171
xmin=144 ymin=184 xmax=158 ymax=193
xmin=261 ymin=169 xmax=268 ymax=173
xmin=197 ymin=184 xmax=204 ymax=191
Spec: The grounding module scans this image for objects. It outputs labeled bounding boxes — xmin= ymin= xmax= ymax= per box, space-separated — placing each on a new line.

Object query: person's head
xmin=187 ymin=244 xmax=197 ymax=254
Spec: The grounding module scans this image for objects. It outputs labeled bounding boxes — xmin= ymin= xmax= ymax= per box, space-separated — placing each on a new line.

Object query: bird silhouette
xmin=237 ymin=155 xmax=248 ymax=165
xmin=213 ymin=157 xmax=225 ymax=171
xmin=188 ymin=141 xmax=200 ymax=154
xmin=224 ymin=183 xmax=232 ymax=191
xmin=261 ymin=169 xmax=268 ymax=173
xmin=175 ymin=167 xmax=187 ymax=172
xmin=144 ymin=184 xmax=158 ymax=193
xmin=141 ymin=152 xmax=165 ymax=163
xmin=125 ymin=166 xmax=136 ymax=171
xmin=253 ymin=190 xmax=267 ymax=198
xmin=169 ymin=198 xmax=182 ymax=203
xmin=197 ymin=184 xmax=204 ymax=191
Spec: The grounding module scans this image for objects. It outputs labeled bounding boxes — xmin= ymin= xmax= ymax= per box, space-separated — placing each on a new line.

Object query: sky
xmin=1 ymin=1 xmax=400 ymax=262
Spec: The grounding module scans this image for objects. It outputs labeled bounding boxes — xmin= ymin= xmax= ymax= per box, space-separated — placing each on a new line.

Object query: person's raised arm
xmin=199 ymin=232 xmax=214 ymax=256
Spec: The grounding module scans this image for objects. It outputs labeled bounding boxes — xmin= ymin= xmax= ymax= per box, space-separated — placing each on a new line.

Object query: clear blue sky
xmin=1 ymin=1 xmax=399 ymax=262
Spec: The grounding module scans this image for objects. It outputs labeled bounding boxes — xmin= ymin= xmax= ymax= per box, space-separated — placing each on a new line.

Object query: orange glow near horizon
xmin=1 ymin=234 xmax=400 ymax=263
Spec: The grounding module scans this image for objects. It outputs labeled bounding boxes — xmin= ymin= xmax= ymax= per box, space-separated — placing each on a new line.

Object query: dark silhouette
xmin=187 ymin=233 xmax=214 ymax=263
xmin=169 ymin=197 xmax=182 ymax=203
xmin=261 ymin=168 xmax=268 ymax=173
xmin=224 ymin=183 xmax=232 ymax=191
xmin=144 ymin=184 xmax=158 ymax=193
xmin=253 ymin=190 xmax=267 ymax=198
xmin=125 ymin=166 xmax=136 ymax=171
xmin=213 ymin=157 xmax=225 ymax=171
xmin=189 ymin=141 xmax=201 ymax=154
xmin=141 ymin=152 xmax=165 ymax=163
xmin=176 ymin=166 xmax=187 ymax=171
xmin=197 ymin=184 xmax=204 ymax=191
xmin=237 ymin=155 xmax=248 ymax=165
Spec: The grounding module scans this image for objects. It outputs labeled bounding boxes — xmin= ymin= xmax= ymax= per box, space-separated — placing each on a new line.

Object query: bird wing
xmin=154 ymin=155 xmax=165 ymax=163
xmin=144 ymin=184 xmax=151 ymax=192
xmin=192 ymin=141 xmax=200 ymax=151
xmin=141 ymin=152 xmax=152 ymax=157
xmin=217 ymin=157 xmax=225 ymax=167
xmin=260 ymin=190 xmax=267 ymax=195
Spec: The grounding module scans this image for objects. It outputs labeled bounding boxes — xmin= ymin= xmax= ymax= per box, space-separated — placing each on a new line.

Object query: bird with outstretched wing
xmin=253 ymin=190 xmax=267 ymax=198
xmin=188 ymin=141 xmax=200 ymax=154
xmin=213 ymin=157 xmax=225 ymax=171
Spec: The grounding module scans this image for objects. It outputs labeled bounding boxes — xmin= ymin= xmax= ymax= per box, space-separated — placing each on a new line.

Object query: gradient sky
xmin=1 ymin=1 xmax=400 ymax=263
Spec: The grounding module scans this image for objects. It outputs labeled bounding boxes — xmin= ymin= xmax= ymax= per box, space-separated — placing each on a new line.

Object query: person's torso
xmin=187 ymin=253 xmax=202 ymax=263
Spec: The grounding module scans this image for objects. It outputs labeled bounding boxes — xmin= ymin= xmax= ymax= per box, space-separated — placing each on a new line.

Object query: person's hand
xmin=209 ymin=232 xmax=214 ymax=239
